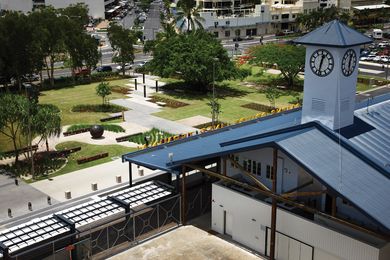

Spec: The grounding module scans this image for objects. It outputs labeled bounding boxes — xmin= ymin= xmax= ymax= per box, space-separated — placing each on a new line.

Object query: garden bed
xmin=67 ymin=124 xmax=125 ymax=133
xmin=241 ymin=103 xmax=274 ymax=113
xmin=63 ymin=127 xmax=90 ymax=137
xmin=149 ymin=96 xmax=189 ymax=108
xmin=111 ymin=85 xmax=131 ymax=94
xmin=128 ymin=128 xmax=174 ymax=145
xmin=72 ymin=104 xmax=127 ymax=113
xmin=100 ymin=115 xmax=123 ymax=122
xmin=77 ymin=152 xmax=109 ymax=164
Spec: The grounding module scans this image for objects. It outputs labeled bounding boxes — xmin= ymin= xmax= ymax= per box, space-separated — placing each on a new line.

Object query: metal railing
xmin=6 ymin=194 xmax=181 ymax=260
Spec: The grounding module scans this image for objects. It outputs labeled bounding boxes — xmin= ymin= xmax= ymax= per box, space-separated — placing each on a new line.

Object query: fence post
xmin=134 ymin=78 xmax=137 ymax=90
xmin=143 ymin=85 xmax=146 ymax=98
xmin=156 ymin=80 xmax=158 ymax=92
xmin=142 ymin=73 xmax=145 ymax=84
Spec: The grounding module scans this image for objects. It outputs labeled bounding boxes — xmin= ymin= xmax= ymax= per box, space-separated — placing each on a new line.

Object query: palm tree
xmin=31 ymin=104 xmax=62 ymax=152
xmin=176 ymin=0 xmax=205 ymax=33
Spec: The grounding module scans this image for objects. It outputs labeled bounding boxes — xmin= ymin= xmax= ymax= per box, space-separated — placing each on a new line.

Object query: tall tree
xmin=249 ymin=44 xmax=305 ymax=88
xmin=107 ymin=24 xmax=137 ymax=76
xmin=29 ymin=7 xmax=66 ymax=87
xmin=0 ymin=94 xmax=29 ymax=163
xmin=296 ymin=7 xmax=350 ymax=31
xmin=149 ymin=30 xmax=237 ymax=91
xmin=0 ymin=12 xmax=38 ymax=91
xmin=176 ymin=0 xmax=204 ymax=33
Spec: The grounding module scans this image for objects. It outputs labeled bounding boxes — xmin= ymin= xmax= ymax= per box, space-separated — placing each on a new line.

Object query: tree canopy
xmin=107 ymin=24 xmax=137 ymax=76
xmin=148 ymin=30 xmax=237 ymax=91
xmin=176 ymin=0 xmax=204 ymax=33
xmin=249 ymin=44 xmax=305 ymax=88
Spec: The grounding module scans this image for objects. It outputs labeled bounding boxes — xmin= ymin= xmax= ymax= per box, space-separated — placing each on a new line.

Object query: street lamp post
xmin=212 ymin=58 xmax=219 ymax=129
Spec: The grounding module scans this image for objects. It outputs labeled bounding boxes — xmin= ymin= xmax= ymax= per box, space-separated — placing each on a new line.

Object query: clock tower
xmin=294 ymin=20 xmax=372 ymax=130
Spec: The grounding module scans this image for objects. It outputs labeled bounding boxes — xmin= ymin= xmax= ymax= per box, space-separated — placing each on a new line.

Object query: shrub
xmin=236 ymin=67 xmax=252 ymax=79
xmin=71 ymin=104 xmax=126 ymax=113
xmin=67 ymin=124 xmax=125 ymax=133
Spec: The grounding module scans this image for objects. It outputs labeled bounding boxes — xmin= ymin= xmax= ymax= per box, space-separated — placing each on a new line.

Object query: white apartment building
xmin=0 ymin=0 xmax=106 ymax=19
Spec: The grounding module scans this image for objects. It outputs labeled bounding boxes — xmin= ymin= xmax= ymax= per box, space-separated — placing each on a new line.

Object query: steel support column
xmin=181 ymin=165 xmax=187 ymax=225
xmin=129 ymin=162 xmax=133 ymax=187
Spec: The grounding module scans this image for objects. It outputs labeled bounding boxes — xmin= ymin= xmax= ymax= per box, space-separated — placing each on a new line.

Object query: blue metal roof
xmin=294 ymin=20 xmax=372 ymax=48
xmin=122 ymin=109 xmax=302 ymax=171
xmin=351 ymin=100 xmax=390 ymax=173
xmin=277 ymin=128 xmax=390 ymax=230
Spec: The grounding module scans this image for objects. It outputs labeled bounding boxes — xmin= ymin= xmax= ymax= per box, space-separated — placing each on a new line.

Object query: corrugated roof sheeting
xmin=277 ymin=128 xmax=390 ymax=230
xmin=123 ymin=110 xmax=302 ymax=170
xmin=294 ymin=20 xmax=372 ymax=47
xmin=352 ymin=100 xmax=390 ymax=172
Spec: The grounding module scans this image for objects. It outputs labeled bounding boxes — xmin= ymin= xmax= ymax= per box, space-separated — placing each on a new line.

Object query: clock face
xmin=341 ymin=49 xmax=357 ymax=77
xmin=310 ymin=49 xmax=334 ymax=77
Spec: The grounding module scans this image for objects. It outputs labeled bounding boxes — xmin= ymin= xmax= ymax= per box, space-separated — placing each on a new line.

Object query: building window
xmin=235 ymin=156 xmax=239 ymax=168
xmin=243 ymin=160 xmax=247 ymax=170
xmin=248 ymin=160 xmax=252 ymax=172
xmin=226 ymin=21 xmax=230 ymax=25
xmin=281 ymin=14 xmax=289 ymax=19
xmin=252 ymin=161 xmax=257 ymax=174
xmin=213 ymin=32 xmax=219 ymax=38
xmin=272 ymin=15 xmax=279 ymax=20
xmin=257 ymin=162 xmax=261 ymax=176
xmin=225 ymin=30 xmax=230 ymax=37
xmin=266 ymin=165 xmax=274 ymax=179
xmin=292 ymin=14 xmax=296 ymax=18
xmin=214 ymin=22 xmax=218 ymax=28
xmin=304 ymin=9 xmax=307 ymax=14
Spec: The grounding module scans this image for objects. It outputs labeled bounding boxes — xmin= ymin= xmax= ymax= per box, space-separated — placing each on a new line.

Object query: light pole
xmin=212 ymin=57 xmax=219 ymax=129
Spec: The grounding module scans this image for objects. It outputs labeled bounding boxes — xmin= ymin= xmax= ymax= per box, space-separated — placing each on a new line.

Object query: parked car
xmin=73 ymin=68 xmax=90 ymax=77
xmin=244 ymin=35 xmax=254 ymax=40
xmin=22 ymin=73 xmax=40 ymax=82
xmin=360 ymin=54 xmax=376 ymax=61
xmin=116 ymin=63 xmax=133 ymax=71
xmin=233 ymin=37 xmax=243 ymax=42
xmin=96 ymin=65 xmax=112 ymax=72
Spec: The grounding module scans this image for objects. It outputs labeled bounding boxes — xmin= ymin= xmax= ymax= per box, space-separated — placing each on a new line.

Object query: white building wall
xmin=0 ymin=0 xmax=33 ymax=13
xmin=212 ymin=183 xmax=383 ymax=260
xmin=45 ymin=0 xmax=105 ymax=19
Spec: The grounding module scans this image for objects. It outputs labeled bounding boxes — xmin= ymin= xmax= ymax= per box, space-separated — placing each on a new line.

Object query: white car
xmin=116 ymin=63 xmax=133 ymax=71
xmin=373 ymin=56 xmax=381 ymax=62
xmin=380 ymin=56 xmax=390 ymax=63
xmin=360 ymin=54 xmax=376 ymax=61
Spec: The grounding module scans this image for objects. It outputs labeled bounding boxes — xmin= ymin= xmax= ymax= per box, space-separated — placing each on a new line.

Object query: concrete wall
xmin=212 ymin=183 xmax=382 ymax=260
xmin=0 ymin=0 xmax=33 ymax=13
xmin=45 ymin=0 xmax=105 ymax=19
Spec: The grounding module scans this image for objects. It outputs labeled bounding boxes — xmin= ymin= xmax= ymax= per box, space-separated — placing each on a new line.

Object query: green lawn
xmin=26 ymin=141 xmax=136 ymax=182
xmin=39 ymin=79 xmax=129 ymax=126
xmin=153 ymin=80 xmax=300 ymax=123
xmin=0 ymin=79 xmax=130 ymax=152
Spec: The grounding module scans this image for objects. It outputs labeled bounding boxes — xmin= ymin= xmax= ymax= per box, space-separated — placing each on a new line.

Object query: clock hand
xmin=348 ymin=56 xmax=352 ymax=71
xmin=319 ymin=55 xmax=325 ymax=71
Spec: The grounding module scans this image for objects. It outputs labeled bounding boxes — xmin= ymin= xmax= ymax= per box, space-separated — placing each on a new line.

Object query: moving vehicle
xmin=96 ymin=65 xmax=112 ymax=72
xmin=372 ymin=29 xmax=383 ymax=40
xmin=116 ymin=63 xmax=133 ymax=71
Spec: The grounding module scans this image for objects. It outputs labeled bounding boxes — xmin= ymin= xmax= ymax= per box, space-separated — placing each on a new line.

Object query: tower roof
xmin=294 ymin=20 xmax=372 ymax=48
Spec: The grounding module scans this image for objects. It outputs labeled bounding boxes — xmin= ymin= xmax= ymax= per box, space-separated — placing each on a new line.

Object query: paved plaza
xmin=109 ymin=225 xmax=264 ymax=260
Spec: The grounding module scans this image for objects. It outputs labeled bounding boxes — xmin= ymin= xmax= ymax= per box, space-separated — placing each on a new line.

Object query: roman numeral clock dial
xmin=310 ymin=49 xmax=334 ymax=77
xmin=341 ymin=49 xmax=357 ymax=77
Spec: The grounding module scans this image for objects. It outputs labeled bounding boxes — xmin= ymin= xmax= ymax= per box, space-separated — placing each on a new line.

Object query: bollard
xmin=14 ymin=179 xmax=18 ymax=186
xmin=135 ymin=78 xmax=138 ymax=90
xmin=91 ymin=183 xmax=98 ymax=191
xmin=138 ymin=169 xmax=144 ymax=176
xmin=28 ymin=202 xmax=32 ymax=211
xmin=47 ymin=196 xmax=51 ymax=205
xmin=8 ymin=208 xmax=12 ymax=218
xmin=143 ymin=73 xmax=145 ymax=84
xmin=116 ymin=175 xmax=122 ymax=183
xmin=156 ymin=80 xmax=158 ymax=92
xmin=65 ymin=191 xmax=72 ymax=199
xmin=143 ymin=85 xmax=146 ymax=98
